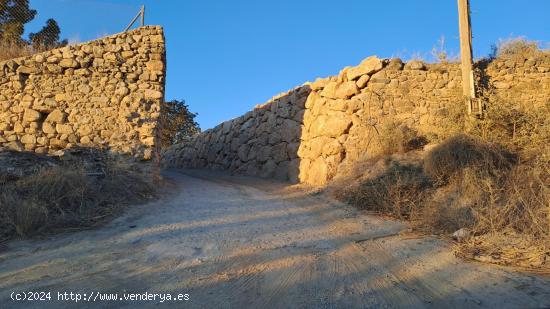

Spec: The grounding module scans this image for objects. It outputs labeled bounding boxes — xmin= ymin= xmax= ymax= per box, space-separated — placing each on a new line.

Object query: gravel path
xmin=1 ymin=169 xmax=550 ymax=308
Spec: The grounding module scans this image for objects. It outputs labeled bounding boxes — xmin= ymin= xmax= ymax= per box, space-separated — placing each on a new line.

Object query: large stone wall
xmin=0 ymin=26 xmax=165 ymax=159
xmin=163 ymin=53 xmax=550 ymax=185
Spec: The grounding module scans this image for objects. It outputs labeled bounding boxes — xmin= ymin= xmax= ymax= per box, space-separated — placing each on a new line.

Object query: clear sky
xmin=26 ymin=0 xmax=550 ymax=129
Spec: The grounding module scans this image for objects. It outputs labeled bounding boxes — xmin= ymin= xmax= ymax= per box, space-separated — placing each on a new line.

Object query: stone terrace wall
xmin=164 ymin=86 xmax=309 ymax=182
xmin=0 ymin=26 xmax=165 ymax=159
xmin=163 ymin=53 xmax=550 ymax=185
xmin=482 ymin=55 xmax=549 ymax=109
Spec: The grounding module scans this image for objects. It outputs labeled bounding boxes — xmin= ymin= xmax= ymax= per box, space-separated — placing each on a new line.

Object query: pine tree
xmin=29 ymin=18 xmax=67 ymax=49
xmin=0 ymin=0 xmax=36 ymax=43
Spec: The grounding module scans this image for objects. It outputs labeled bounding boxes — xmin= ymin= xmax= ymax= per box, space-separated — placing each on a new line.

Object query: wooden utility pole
xmin=457 ymin=0 xmax=477 ymax=115
xmin=140 ymin=5 xmax=145 ymax=27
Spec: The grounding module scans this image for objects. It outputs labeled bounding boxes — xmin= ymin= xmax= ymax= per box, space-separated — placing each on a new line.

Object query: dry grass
xmin=423 ymin=134 xmax=516 ymax=185
xmin=459 ymin=97 xmax=550 ymax=269
xmin=336 ymin=161 xmax=432 ymax=220
xmin=493 ymin=37 xmax=545 ymax=59
xmin=430 ymin=36 xmax=460 ymax=63
xmin=0 ymin=156 xmax=156 ymax=240
xmin=429 ymin=101 xmax=467 ymax=143
xmin=472 ymin=101 xmax=550 ymax=161
xmin=337 ymin=104 xmax=550 ymax=270
xmin=0 ymin=40 xmax=58 ymax=62
xmin=0 ymin=41 xmax=34 ymax=62
xmin=379 ymin=122 xmax=427 ymax=155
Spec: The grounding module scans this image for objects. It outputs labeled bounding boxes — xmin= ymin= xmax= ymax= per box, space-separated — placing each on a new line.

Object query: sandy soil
xmin=1 ymin=169 xmax=550 ymax=308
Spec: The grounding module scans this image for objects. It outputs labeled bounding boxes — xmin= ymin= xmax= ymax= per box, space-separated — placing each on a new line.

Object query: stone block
xmin=346 ymin=56 xmax=383 ymax=80
xmin=23 ymin=109 xmax=41 ymax=122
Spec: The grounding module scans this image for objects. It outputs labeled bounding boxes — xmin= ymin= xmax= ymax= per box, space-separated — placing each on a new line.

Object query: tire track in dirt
xmin=1 ymin=169 xmax=550 ymax=308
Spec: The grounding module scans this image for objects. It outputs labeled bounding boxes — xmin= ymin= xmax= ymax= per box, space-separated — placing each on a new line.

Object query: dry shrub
xmin=493 ymin=37 xmax=544 ymax=59
xmin=426 ymin=103 xmax=549 ymax=269
xmin=427 ymin=101 xmax=466 ymax=143
xmin=338 ymin=130 xmax=550 ymax=269
xmin=420 ymin=175 xmax=476 ymax=233
xmin=0 ymin=161 xmax=155 ymax=239
xmin=472 ymin=98 xmax=549 ymax=227
xmin=472 ymin=100 xmax=550 ymax=161
xmin=421 ymin=134 xmax=547 ymax=234
xmin=456 ymin=231 xmax=550 ymax=271
xmin=337 ymin=161 xmax=432 ymax=220
xmin=0 ymin=40 xmax=58 ymax=62
xmin=334 ymin=59 xmax=549 ymax=270
xmin=423 ymin=134 xmax=516 ymax=185
xmin=379 ymin=122 xmax=427 ymax=155
xmin=452 ymin=158 xmax=550 ymax=269
xmin=0 ymin=41 xmax=33 ymax=62
xmin=497 ymin=165 xmax=549 ymax=238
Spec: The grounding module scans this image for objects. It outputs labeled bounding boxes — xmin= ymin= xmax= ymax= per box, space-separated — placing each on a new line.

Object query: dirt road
xmin=1 ymin=169 xmax=550 ymax=308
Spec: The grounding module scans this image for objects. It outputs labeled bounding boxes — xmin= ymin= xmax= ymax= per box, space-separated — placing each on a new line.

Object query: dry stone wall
xmin=163 ymin=53 xmax=550 ymax=185
xmin=0 ymin=26 xmax=165 ymax=159
xmin=481 ymin=55 xmax=549 ymax=110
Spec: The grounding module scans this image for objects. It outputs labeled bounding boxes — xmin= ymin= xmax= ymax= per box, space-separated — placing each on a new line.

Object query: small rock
xmin=59 ymin=58 xmax=79 ymax=68
xmin=42 ymin=122 xmax=56 ymax=134
xmin=56 ymin=124 xmax=74 ymax=134
xmin=335 ymin=81 xmax=359 ymax=99
xmin=34 ymin=54 xmax=45 ymax=63
xmin=346 ymin=56 xmax=384 ymax=80
xmin=404 ymin=60 xmax=426 ymax=70
xmin=452 ymin=228 xmax=471 ymax=242
xmin=143 ymin=89 xmax=163 ymax=100
xmin=387 ymin=58 xmax=404 ymax=70
xmin=46 ymin=56 xmax=59 ymax=63
xmin=45 ymin=110 xmax=67 ymax=123
xmin=146 ymin=60 xmax=164 ymax=71
xmin=320 ymin=81 xmax=338 ymax=99
xmin=356 ymin=74 xmax=370 ymax=88
xmin=23 ymin=109 xmax=41 ymax=122
xmin=310 ymin=77 xmax=328 ymax=91
xmin=21 ymin=134 xmax=36 ymax=144
xmin=17 ymin=66 xmax=38 ymax=74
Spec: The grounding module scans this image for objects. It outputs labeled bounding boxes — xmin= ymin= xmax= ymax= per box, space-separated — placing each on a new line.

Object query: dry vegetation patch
xmin=0 ymin=41 xmax=33 ymax=62
xmin=0 ymin=150 xmax=156 ymax=241
xmin=337 ymin=161 xmax=432 ymax=220
xmin=336 ymin=131 xmax=550 ymax=270
xmin=336 ymin=84 xmax=549 ymax=271
xmin=492 ymin=37 xmax=547 ymax=59
xmin=378 ymin=122 xmax=428 ymax=155
xmin=423 ymin=134 xmax=516 ymax=185
xmin=335 ymin=39 xmax=550 ymax=271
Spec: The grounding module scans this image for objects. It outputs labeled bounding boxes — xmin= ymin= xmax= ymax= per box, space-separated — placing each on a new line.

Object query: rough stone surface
xmin=23 ymin=109 xmax=41 ymax=122
xmin=162 ymin=54 xmax=550 ymax=185
xmin=404 ymin=60 xmax=426 ymax=70
xmin=346 ymin=56 xmax=383 ymax=80
xmin=45 ymin=110 xmax=66 ymax=123
xmin=0 ymin=26 xmax=166 ymax=159
xmin=356 ymin=74 xmax=370 ymax=88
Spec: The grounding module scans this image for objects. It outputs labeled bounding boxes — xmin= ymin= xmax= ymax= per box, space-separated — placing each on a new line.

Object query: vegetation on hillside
xmin=0 ymin=149 xmax=156 ymax=241
xmin=337 ymin=39 xmax=550 ymax=271
xmin=0 ymin=0 xmax=66 ymax=61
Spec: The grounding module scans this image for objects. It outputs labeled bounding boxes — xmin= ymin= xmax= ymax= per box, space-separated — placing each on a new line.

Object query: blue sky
xmin=26 ymin=0 xmax=549 ymax=129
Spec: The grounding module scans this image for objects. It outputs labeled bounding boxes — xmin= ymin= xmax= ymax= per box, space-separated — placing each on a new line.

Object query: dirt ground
xmin=1 ymin=169 xmax=550 ymax=308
